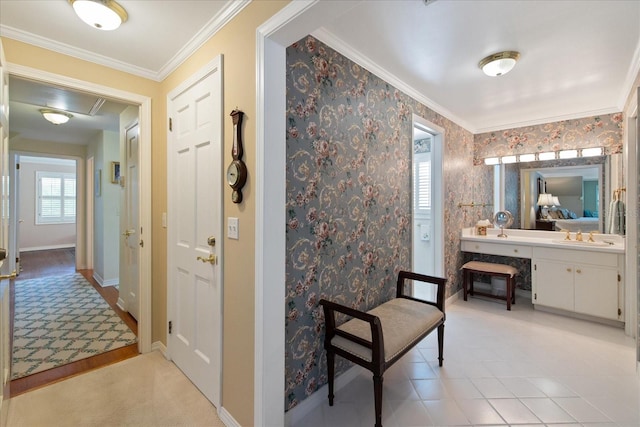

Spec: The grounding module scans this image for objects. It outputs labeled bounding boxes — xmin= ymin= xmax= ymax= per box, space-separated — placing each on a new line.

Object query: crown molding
xmin=619 ymin=34 xmax=640 ymax=111
xmin=310 ymin=27 xmax=634 ymax=135
xmin=0 ymin=25 xmax=158 ymax=80
xmin=0 ymin=0 xmax=251 ymax=82
xmin=156 ymin=0 xmax=250 ymax=81
xmin=311 ymin=27 xmax=476 ymax=134
xmin=473 ymin=106 xmax=622 ymax=134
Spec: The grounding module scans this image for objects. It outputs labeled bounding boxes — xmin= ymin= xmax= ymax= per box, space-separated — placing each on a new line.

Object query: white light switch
xmin=228 ymin=217 xmax=239 ymax=239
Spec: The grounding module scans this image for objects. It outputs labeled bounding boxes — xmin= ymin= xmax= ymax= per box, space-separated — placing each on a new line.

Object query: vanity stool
xmin=462 ymin=261 xmax=518 ymax=310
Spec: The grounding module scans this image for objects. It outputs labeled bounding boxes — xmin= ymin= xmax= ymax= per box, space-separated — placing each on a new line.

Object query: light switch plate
xmin=228 ymin=217 xmax=239 ymax=239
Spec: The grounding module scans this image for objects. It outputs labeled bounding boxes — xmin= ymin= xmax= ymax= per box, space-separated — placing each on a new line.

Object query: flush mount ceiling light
xmin=69 ymin=0 xmax=128 ymax=31
xmin=40 ymin=109 xmax=73 ymax=125
xmin=478 ymin=51 xmax=520 ymax=77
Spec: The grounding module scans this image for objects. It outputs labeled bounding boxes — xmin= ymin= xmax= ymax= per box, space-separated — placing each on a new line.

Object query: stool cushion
xmin=462 ymin=261 xmax=518 ymax=277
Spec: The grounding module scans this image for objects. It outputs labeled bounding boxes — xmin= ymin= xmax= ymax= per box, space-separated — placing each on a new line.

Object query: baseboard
xmin=534 ymin=304 xmax=624 ymax=328
xmin=92 ymin=272 xmax=118 ymax=287
xmin=20 ymin=244 xmax=75 ymax=252
xmin=116 ymin=297 xmax=126 ymax=312
xmin=151 ymin=341 xmax=167 ymax=356
xmin=101 ymin=278 xmax=119 ymax=287
xmin=284 ymin=364 xmax=363 ymax=427
xmin=218 ymin=407 xmax=241 ymax=427
xmin=445 ymin=288 xmax=462 ymax=306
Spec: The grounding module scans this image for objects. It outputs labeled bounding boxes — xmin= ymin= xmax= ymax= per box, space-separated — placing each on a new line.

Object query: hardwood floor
xmin=10 ymin=248 xmax=139 ymax=396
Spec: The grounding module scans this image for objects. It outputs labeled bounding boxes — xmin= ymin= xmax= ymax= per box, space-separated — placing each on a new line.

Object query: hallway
xmin=10 ymin=249 xmax=138 ymax=396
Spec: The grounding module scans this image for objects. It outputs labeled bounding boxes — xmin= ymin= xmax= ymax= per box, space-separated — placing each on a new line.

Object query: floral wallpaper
xmin=284 ymin=36 xmax=478 ymax=410
xmin=474 ymin=113 xmax=624 ymax=165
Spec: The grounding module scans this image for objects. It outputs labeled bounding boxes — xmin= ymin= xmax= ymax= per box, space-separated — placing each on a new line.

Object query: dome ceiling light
xmin=69 ymin=0 xmax=128 ymax=31
xmin=40 ymin=109 xmax=73 ymax=125
xmin=478 ymin=51 xmax=520 ymax=77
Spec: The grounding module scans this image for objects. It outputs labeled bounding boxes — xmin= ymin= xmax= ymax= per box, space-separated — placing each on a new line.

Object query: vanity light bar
xmin=559 ymin=149 xmax=578 ymax=159
xmin=538 ymin=151 xmax=556 ymax=161
xmin=484 ymin=157 xmax=500 ymax=165
xmin=482 ymin=147 xmax=604 ymax=165
xmin=519 ymin=153 xmax=536 ymax=162
xmin=581 ymin=147 xmax=603 ymax=157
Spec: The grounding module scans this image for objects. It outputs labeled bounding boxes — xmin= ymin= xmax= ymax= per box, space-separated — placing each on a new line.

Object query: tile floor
xmin=5 ymin=295 xmax=639 ymax=427
xmin=295 ymin=296 xmax=640 ymax=427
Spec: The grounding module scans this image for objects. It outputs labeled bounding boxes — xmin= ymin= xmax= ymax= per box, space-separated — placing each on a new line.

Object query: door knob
xmin=207 ymin=236 xmax=216 ymax=247
xmin=197 ymin=254 xmax=217 ymax=265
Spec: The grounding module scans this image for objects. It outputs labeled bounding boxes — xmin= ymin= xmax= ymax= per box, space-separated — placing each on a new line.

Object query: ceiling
xmin=1 ymin=0 xmax=639 ymax=144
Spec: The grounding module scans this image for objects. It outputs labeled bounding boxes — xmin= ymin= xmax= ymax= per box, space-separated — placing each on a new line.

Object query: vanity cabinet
xmin=532 ymin=247 xmax=622 ymax=321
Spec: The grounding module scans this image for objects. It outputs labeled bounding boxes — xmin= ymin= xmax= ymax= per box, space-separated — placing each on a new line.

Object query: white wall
xmin=18 ymin=157 xmax=75 ymax=251
xmin=88 ymin=131 xmax=120 ymax=286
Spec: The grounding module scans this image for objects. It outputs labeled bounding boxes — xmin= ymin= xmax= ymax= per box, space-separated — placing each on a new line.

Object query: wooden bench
xmin=319 ymin=271 xmax=446 ymax=427
xmin=462 ymin=261 xmax=518 ymax=310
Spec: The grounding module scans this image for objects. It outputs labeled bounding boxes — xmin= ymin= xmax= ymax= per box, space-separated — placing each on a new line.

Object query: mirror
xmin=483 ymin=154 xmax=622 ymax=233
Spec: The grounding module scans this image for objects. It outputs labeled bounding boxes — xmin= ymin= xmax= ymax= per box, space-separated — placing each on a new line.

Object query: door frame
xmin=256 ymin=2 xmax=366 ymax=425
xmin=6 ymin=63 xmax=152 ymax=354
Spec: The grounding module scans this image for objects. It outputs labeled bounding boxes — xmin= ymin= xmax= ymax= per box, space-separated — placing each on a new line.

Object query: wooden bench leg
xmin=327 ymin=350 xmax=335 ymax=406
xmin=373 ymin=374 xmax=383 ymax=427
xmin=437 ymin=323 xmax=444 ymax=366
xmin=463 ymin=269 xmax=470 ymax=301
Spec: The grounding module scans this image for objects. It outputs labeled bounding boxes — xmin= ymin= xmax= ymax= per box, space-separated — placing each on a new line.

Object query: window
xmin=414 ymin=153 xmax=431 ymax=213
xmin=36 ymin=171 xmax=76 ymax=224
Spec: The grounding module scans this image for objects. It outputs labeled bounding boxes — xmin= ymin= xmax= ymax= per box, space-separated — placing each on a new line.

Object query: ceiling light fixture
xmin=69 ymin=0 xmax=128 ymax=31
xmin=40 ymin=109 xmax=73 ymax=125
xmin=478 ymin=51 xmax=520 ymax=77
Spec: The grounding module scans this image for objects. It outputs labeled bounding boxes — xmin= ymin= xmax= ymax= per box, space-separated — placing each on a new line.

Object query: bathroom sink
xmin=551 ymin=239 xmax=611 ymax=247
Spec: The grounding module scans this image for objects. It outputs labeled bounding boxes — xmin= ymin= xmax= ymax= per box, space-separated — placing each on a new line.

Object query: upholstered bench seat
xmin=320 ymin=271 xmax=447 ymax=427
xmin=462 ymin=261 xmax=518 ymax=310
xmin=332 ymin=298 xmax=444 ymax=363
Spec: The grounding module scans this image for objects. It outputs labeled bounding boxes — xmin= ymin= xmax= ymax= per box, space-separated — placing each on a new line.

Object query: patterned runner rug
xmin=12 ymin=273 xmax=137 ymax=380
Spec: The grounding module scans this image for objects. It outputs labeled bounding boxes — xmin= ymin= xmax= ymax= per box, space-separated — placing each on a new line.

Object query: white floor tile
xmin=498 ymin=377 xmax=546 ymax=398
xmin=388 ymin=400 xmax=433 ymax=426
xmin=488 ymin=398 xmax=541 ymax=424
xmin=422 ymin=399 xmax=470 ymax=426
xmin=412 ymin=379 xmax=450 ymax=400
xmin=471 ymin=378 xmax=514 ymax=398
xmin=552 ymin=397 xmax=612 ymax=423
xmin=456 ymin=398 xmax=505 ymax=425
xmin=520 ymin=397 xmax=575 ymax=423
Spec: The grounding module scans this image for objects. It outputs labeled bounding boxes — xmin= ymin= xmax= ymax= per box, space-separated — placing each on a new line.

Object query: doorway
xmin=5 ymin=64 xmax=153 ymax=368
xmin=411 ymin=117 xmax=445 ymax=298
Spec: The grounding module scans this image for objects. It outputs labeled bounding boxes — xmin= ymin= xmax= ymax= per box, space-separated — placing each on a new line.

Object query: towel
xmin=607 ymin=199 xmax=625 ymax=235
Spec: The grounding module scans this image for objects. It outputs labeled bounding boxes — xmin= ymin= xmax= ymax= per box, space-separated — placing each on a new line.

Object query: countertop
xmin=461 ymin=227 xmax=625 ymax=254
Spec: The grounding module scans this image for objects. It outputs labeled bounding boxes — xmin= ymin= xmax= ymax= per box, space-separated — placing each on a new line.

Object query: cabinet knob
xmin=576 ymin=269 xmax=581 ymax=274
xmin=566 ymin=268 xmax=572 ymax=272
xmin=513 ymin=249 xmax=518 ymax=253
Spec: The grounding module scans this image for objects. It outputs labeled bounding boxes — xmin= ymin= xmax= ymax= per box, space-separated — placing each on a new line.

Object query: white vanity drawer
xmin=461 ymin=240 xmax=532 ymax=258
xmin=532 ymin=247 xmax=618 ymax=267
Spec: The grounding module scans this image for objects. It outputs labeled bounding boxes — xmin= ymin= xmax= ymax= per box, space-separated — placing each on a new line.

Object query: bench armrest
xmin=319 ymin=299 xmax=384 ymax=365
xmin=396 ymin=270 xmax=447 ymax=313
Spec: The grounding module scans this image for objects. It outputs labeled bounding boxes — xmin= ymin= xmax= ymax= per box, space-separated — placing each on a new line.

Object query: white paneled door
xmin=167 ymin=57 xmax=223 ymax=407
xmin=122 ymin=122 xmax=140 ymax=321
